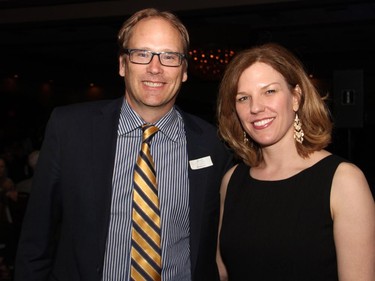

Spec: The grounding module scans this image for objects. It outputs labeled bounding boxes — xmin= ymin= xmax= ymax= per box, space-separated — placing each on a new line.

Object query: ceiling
xmin=0 ymin=0 xmax=374 ymax=80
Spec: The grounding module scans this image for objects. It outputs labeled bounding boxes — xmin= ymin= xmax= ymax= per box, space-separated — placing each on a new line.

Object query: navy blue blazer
xmin=15 ymin=97 xmax=233 ymax=281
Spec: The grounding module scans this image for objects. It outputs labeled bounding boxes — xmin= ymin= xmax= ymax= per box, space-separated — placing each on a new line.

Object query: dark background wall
xmin=0 ymin=0 xmax=374 ymax=190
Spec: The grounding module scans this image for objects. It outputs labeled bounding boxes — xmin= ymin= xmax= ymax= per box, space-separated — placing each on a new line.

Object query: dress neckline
xmin=248 ymin=154 xmax=335 ymax=183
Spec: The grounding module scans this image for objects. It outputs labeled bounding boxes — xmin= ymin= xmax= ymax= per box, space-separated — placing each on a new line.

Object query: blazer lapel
xmin=182 ymin=113 xmax=209 ymax=274
xmin=91 ymin=97 xmax=123 ymax=260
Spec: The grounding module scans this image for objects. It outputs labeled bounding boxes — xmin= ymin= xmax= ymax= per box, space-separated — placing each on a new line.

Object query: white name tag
xmin=189 ymin=156 xmax=213 ymax=170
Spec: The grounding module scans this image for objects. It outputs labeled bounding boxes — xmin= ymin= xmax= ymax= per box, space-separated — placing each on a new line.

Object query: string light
xmin=188 ymin=48 xmax=236 ymax=81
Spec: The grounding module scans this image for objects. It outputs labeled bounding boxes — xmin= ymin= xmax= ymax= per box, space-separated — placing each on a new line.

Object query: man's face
xmin=119 ymin=17 xmax=188 ymax=121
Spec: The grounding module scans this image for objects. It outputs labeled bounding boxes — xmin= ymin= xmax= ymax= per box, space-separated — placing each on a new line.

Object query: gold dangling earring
xmin=293 ymin=113 xmax=304 ymax=144
xmin=243 ymin=131 xmax=249 ymax=144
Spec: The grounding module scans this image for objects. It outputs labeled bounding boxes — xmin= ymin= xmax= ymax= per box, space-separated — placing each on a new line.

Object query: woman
xmin=216 ymin=43 xmax=375 ymax=280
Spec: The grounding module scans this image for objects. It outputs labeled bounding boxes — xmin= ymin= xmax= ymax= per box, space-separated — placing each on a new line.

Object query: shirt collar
xmin=118 ymin=98 xmax=184 ymax=142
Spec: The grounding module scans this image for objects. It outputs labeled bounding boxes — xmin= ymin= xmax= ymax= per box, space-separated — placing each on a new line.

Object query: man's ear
xmin=119 ymin=56 xmax=125 ymax=77
xmin=182 ymin=69 xmax=188 ymax=82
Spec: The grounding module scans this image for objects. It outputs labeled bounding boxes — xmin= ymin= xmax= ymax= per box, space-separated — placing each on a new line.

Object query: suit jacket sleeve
xmin=15 ymin=99 xmax=121 ymax=281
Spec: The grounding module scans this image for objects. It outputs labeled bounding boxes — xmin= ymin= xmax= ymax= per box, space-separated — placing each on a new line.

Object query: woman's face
xmin=235 ymin=62 xmax=299 ymax=148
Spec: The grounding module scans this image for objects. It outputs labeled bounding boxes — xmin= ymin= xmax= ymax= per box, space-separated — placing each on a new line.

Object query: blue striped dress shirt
xmin=102 ymin=99 xmax=191 ymax=280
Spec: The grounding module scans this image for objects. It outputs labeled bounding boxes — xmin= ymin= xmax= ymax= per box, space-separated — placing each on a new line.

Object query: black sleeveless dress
xmin=220 ymin=155 xmax=344 ymax=281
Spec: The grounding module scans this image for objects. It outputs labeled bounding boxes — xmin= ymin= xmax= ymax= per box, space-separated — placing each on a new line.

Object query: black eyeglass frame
xmin=124 ymin=49 xmax=186 ymax=67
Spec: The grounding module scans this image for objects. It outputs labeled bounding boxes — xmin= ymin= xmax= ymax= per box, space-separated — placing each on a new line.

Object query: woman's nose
xmin=250 ymin=98 xmax=265 ymax=113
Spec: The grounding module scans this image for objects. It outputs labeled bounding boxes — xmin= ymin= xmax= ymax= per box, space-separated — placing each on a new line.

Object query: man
xmin=15 ymin=8 xmax=233 ymax=281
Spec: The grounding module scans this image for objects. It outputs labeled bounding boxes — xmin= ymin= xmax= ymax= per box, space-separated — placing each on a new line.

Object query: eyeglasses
xmin=124 ymin=49 xmax=186 ymax=67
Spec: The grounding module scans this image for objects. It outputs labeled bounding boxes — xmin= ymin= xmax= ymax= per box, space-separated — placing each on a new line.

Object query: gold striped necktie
xmin=131 ymin=124 xmax=162 ymax=281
